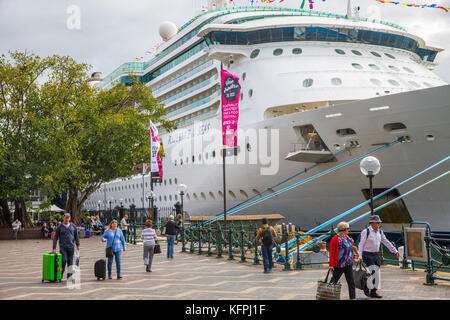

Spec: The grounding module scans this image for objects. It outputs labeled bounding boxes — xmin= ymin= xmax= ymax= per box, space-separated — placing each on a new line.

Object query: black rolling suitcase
xmin=94 ymin=259 xmax=106 ymax=280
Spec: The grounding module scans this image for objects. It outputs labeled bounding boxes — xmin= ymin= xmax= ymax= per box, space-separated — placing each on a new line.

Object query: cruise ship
xmin=85 ymin=0 xmax=450 ymax=233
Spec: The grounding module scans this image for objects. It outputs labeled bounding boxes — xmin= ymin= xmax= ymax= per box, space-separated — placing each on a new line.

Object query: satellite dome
xmin=159 ymin=21 xmax=177 ymax=41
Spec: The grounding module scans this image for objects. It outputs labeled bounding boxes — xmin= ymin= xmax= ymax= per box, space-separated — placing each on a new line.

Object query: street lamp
xmin=145 ymin=191 xmax=155 ymax=220
xmin=360 ymin=156 xmax=381 ymax=216
xmin=177 ymin=184 xmax=187 ymax=252
xmin=97 ymin=200 xmax=102 ymax=220
xmin=119 ymin=198 xmax=124 ymax=220
xmin=108 ymin=197 xmax=114 ymax=222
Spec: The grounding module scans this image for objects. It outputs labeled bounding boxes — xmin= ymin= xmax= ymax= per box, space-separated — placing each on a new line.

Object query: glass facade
xmin=204 ymin=27 xmax=437 ymax=62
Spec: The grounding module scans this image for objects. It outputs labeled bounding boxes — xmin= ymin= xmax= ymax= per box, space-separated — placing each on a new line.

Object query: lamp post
xmin=97 ymin=200 xmax=102 ymax=220
xmin=145 ymin=191 xmax=155 ymax=220
xmin=177 ymin=184 xmax=187 ymax=252
xmin=119 ymin=198 xmax=124 ymax=220
xmin=108 ymin=197 xmax=114 ymax=223
xmin=360 ymin=156 xmax=381 ymax=216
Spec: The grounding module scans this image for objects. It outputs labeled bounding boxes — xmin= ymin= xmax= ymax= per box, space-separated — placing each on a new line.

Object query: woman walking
xmin=328 ymin=221 xmax=357 ymax=300
xmin=141 ymin=219 xmax=158 ymax=272
xmin=101 ymin=220 xmax=126 ymax=280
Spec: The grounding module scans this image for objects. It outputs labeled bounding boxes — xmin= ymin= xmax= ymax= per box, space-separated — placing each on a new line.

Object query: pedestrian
xmin=121 ymin=215 xmax=129 ymax=239
xmin=357 ymin=215 xmax=399 ymax=298
xmin=52 ymin=213 xmax=80 ymax=280
xmin=12 ymin=219 xmax=22 ymax=240
xmin=141 ymin=219 xmax=158 ymax=272
xmin=101 ymin=220 xmax=126 ymax=280
xmin=256 ymin=218 xmax=277 ymax=273
xmin=41 ymin=222 xmax=50 ymax=239
xmin=164 ymin=215 xmax=179 ymax=259
xmin=175 ymin=213 xmax=183 ymax=245
xmin=329 ymin=221 xmax=357 ymax=300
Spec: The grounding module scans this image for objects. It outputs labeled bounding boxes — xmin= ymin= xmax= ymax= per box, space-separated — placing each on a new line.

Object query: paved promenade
xmin=0 ymin=237 xmax=449 ymax=300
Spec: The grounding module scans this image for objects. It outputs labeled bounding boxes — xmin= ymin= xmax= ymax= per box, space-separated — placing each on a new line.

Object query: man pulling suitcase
xmin=52 ymin=213 xmax=80 ymax=280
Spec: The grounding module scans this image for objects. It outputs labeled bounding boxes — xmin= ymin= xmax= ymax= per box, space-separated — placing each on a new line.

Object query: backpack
xmin=261 ymin=227 xmax=274 ymax=246
xmin=356 ymin=227 xmax=383 ymax=248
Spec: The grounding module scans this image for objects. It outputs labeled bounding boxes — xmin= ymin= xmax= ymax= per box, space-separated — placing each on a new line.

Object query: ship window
xmin=228 ymin=190 xmax=237 ymax=199
xmin=201 ymin=192 xmax=206 ymax=200
xmin=192 ymin=155 xmax=195 ymax=163
xmin=292 ymin=48 xmax=302 ymax=55
xmin=351 ymin=50 xmax=362 ymax=56
xmin=273 ymin=48 xmax=283 ymax=56
xmin=212 ymin=150 xmax=216 ymax=158
xmin=384 ymin=122 xmax=407 ymax=132
xmin=164 ymin=196 xmax=167 ymax=201
xmin=186 ymin=193 xmax=190 ymax=200
xmin=180 ymin=159 xmax=183 ymax=165
xmin=331 ymin=78 xmax=342 ymax=86
xmin=218 ymin=191 xmax=223 ymax=198
xmin=240 ymin=92 xmax=243 ymax=101
xmin=370 ymin=79 xmax=382 ymax=86
xmin=169 ymin=179 xmax=172 ymax=185
xmin=175 ymin=195 xmax=178 ymax=201
xmin=247 ymin=143 xmax=251 ymax=151
xmin=388 ymin=79 xmax=400 ymax=86
xmin=242 ymin=72 xmax=246 ymax=80
xmin=336 ymin=128 xmax=356 ymax=136
xmin=169 ymin=195 xmax=172 ymax=201
xmin=248 ymin=89 xmax=253 ymax=97
xmin=198 ymin=154 xmax=201 ymax=161
xmin=370 ymin=51 xmax=381 ymax=57
xmin=302 ymin=78 xmax=313 ymax=87
xmin=240 ymin=190 xmax=249 ymax=199
xmin=388 ymin=65 xmax=399 ymax=72
xmin=250 ymin=49 xmax=260 ymax=59
xmin=423 ymin=82 xmax=432 ymax=87
xmin=174 ymin=160 xmax=177 ymax=166
xmin=252 ymin=189 xmax=262 ymax=198
xmin=205 ymin=152 xmax=209 ymax=160
xmin=408 ymin=81 xmax=420 ymax=88
xmin=352 ymin=63 xmax=363 ymax=70
xmin=193 ymin=193 xmax=198 ymax=200
xmin=403 ymin=67 xmax=415 ymax=73
xmin=385 ymin=53 xmax=396 ymax=59
xmin=335 ymin=49 xmax=345 ymax=55
xmin=362 ymin=188 xmax=412 ymax=223
xmin=369 ymin=64 xmax=380 ymax=70
xmin=209 ymin=192 xmax=215 ymax=199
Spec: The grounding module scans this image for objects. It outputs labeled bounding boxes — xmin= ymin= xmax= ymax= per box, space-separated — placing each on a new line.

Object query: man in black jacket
xmin=52 ymin=213 xmax=80 ymax=280
xmin=165 ymin=215 xmax=179 ymax=259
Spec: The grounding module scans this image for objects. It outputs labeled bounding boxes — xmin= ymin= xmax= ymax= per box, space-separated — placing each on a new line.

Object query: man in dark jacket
xmin=165 ymin=215 xmax=179 ymax=259
xmin=52 ymin=213 xmax=80 ymax=280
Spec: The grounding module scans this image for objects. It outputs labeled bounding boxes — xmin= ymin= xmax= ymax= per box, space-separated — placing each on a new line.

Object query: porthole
xmin=273 ymin=48 xmax=283 ymax=56
xmin=425 ymin=134 xmax=435 ymax=141
xmin=169 ymin=195 xmax=172 ymax=201
xmin=246 ymin=143 xmax=251 ymax=152
xmin=370 ymin=51 xmax=381 ymax=57
xmin=351 ymin=50 xmax=362 ymax=56
xmin=384 ymin=122 xmax=407 ymax=132
xmin=331 ymin=78 xmax=342 ymax=86
xmin=174 ymin=160 xmax=177 ymax=166
xmin=369 ymin=64 xmax=380 ymax=70
xmin=335 ymin=49 xmax=345 ymax=55
xmin=164 ymin=180 xmax=167 ymax=186
xmin=248 ymin=89 xmax=253 ymax=97
xmin=242 ymin=72 xmax=246 ymax=80
xmin=388 ymin=79 xmax=400 ymax=86
xmin=302 ymin=78 xmax=313 ymax=88
xmin=164 ymin=196 xmax=167 ymax=201
xmin=292 ymin=48 xmax=302 ymax=55
xmin=169 ymin=179 xmax=172 ymax=185
xmin=370 ymin=79 xmax=382 ymax=86
xmin=388 ymin=65 xmax=400 ymax=72
xmin=212 ymin=150 xmax=216 ymax=158
xmin=192 ymin=155 xmax=195 ymax=163
xmin=408 ymin=81 xmax=420 ymax=88
xmin=385 ymin=53 xmax=396 ymax=59
xmin=352 ymin=63 xmax=363 ymax=70
xmin=240 ymin=92 xmax=244 ymax=101
xmin=209 ymin=192 xmax=215 ymax=199
xmin=186 ymin=156 xmax=189 ymax=164
xmin=175 ymin=195 xmax=178 ymax=200
xmin=180 ymin=159 xmax=183 ymax=165
xmin=228 ymin=190 xmax=237 ymax=199
xmin=205 ymin=152 xmax=209 ymax=160
xmin=403 ymin=67 xmax=415 ymax=73
xmin=250 ymin=49 xmax=260 ymax=59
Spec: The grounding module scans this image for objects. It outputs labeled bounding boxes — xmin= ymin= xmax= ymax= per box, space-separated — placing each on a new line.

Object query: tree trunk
xmin=67 ymin=186 xmax=83 ymax=225
xmin=14 ymin=198 xmax=32 ymax=227
xmin=0 ymin=199 xmax=12 ymax=228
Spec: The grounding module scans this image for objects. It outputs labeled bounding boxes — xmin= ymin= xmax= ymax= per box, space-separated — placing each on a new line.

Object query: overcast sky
xmin=0 ymin=0 xmax=449 ymax=82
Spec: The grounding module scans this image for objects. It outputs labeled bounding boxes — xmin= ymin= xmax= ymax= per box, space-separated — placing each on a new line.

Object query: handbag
xmin=105 ymin=230 xmax=117 ymax=258
xmin=316 ymin=269 xmax=342 ymax=300
xmin=353 ymin=261 xmax=370 ymax=291
xmin=154 ymin=240 xmax=161 ymax=254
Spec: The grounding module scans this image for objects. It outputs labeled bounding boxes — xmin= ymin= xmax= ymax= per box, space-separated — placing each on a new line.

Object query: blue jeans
xmin=60 ymin=246 xmax=75 ymax=278
xmin=262 ymin=245 xmax=273 ymax=271
xmin=167 ymin=235 xmax=176 ymax=258
xmin=107 ymin=251 xmax=122 ymax=277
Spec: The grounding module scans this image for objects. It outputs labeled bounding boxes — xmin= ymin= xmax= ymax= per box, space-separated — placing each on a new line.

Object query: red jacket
xmin=328 ymin=235 xmax=356 ymax=267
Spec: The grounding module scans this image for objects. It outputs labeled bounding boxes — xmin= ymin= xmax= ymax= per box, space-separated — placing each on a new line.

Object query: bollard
xmin=295 ymin=230 xmax=303 ymax=270
xmin=283 ymin=224 xmax=292 ymax=271
xmin=207 ymin=223 xmax=212 ymax=256
xmin=216 ymin=223 xmax=223 ymax=258
xmin=198 ymin=223 xmax=203 ymax=255
xmin=228 ymin=222 xmax=234 ymax=260
xmin=240 ymin=222 xmax=246 ymax=262
xmin=253 ymin=223 xmax=260 ymax=265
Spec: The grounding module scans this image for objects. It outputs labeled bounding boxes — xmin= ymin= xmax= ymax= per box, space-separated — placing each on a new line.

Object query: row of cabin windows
xmin=302 ymin=77 xmax=430 ymax=88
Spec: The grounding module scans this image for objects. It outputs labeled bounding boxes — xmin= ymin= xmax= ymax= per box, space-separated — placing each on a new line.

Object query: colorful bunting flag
xmin=376 ymin=0 xmax=449 ymax=12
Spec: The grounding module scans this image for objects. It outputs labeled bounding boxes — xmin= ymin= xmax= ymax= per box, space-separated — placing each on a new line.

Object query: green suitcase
xmin=42 ymin=253 xmax=62 ymax=282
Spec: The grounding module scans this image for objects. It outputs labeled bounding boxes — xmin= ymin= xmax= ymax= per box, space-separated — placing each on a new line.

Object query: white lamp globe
xmin=360 ymin=156 xmax=381 ymax=176
xmin=177 ymin=184 xmax=187 ymax=195
xmin=159 ymin=21 xmax=177 ymax=41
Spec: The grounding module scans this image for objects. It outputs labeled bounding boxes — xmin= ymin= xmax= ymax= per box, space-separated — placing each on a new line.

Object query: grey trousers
xmin=143 ymin=244 xmax=155 ymax=268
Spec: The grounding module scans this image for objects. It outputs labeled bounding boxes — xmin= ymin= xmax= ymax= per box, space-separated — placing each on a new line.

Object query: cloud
xmin=0 ymin=0 xmax=448 ymax=81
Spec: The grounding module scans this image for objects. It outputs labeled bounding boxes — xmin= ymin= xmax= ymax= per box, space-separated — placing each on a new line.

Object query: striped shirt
xmin=141 ymin=228 xmax=158 ymax=246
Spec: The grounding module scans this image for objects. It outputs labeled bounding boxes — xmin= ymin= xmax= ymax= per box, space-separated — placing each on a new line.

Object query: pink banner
xmin=221 ymin=69 xmax=241 ymax=149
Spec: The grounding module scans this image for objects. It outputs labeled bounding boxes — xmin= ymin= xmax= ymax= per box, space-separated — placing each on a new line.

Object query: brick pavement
xmin=0 ymin=237 xmax=449 ymax=300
